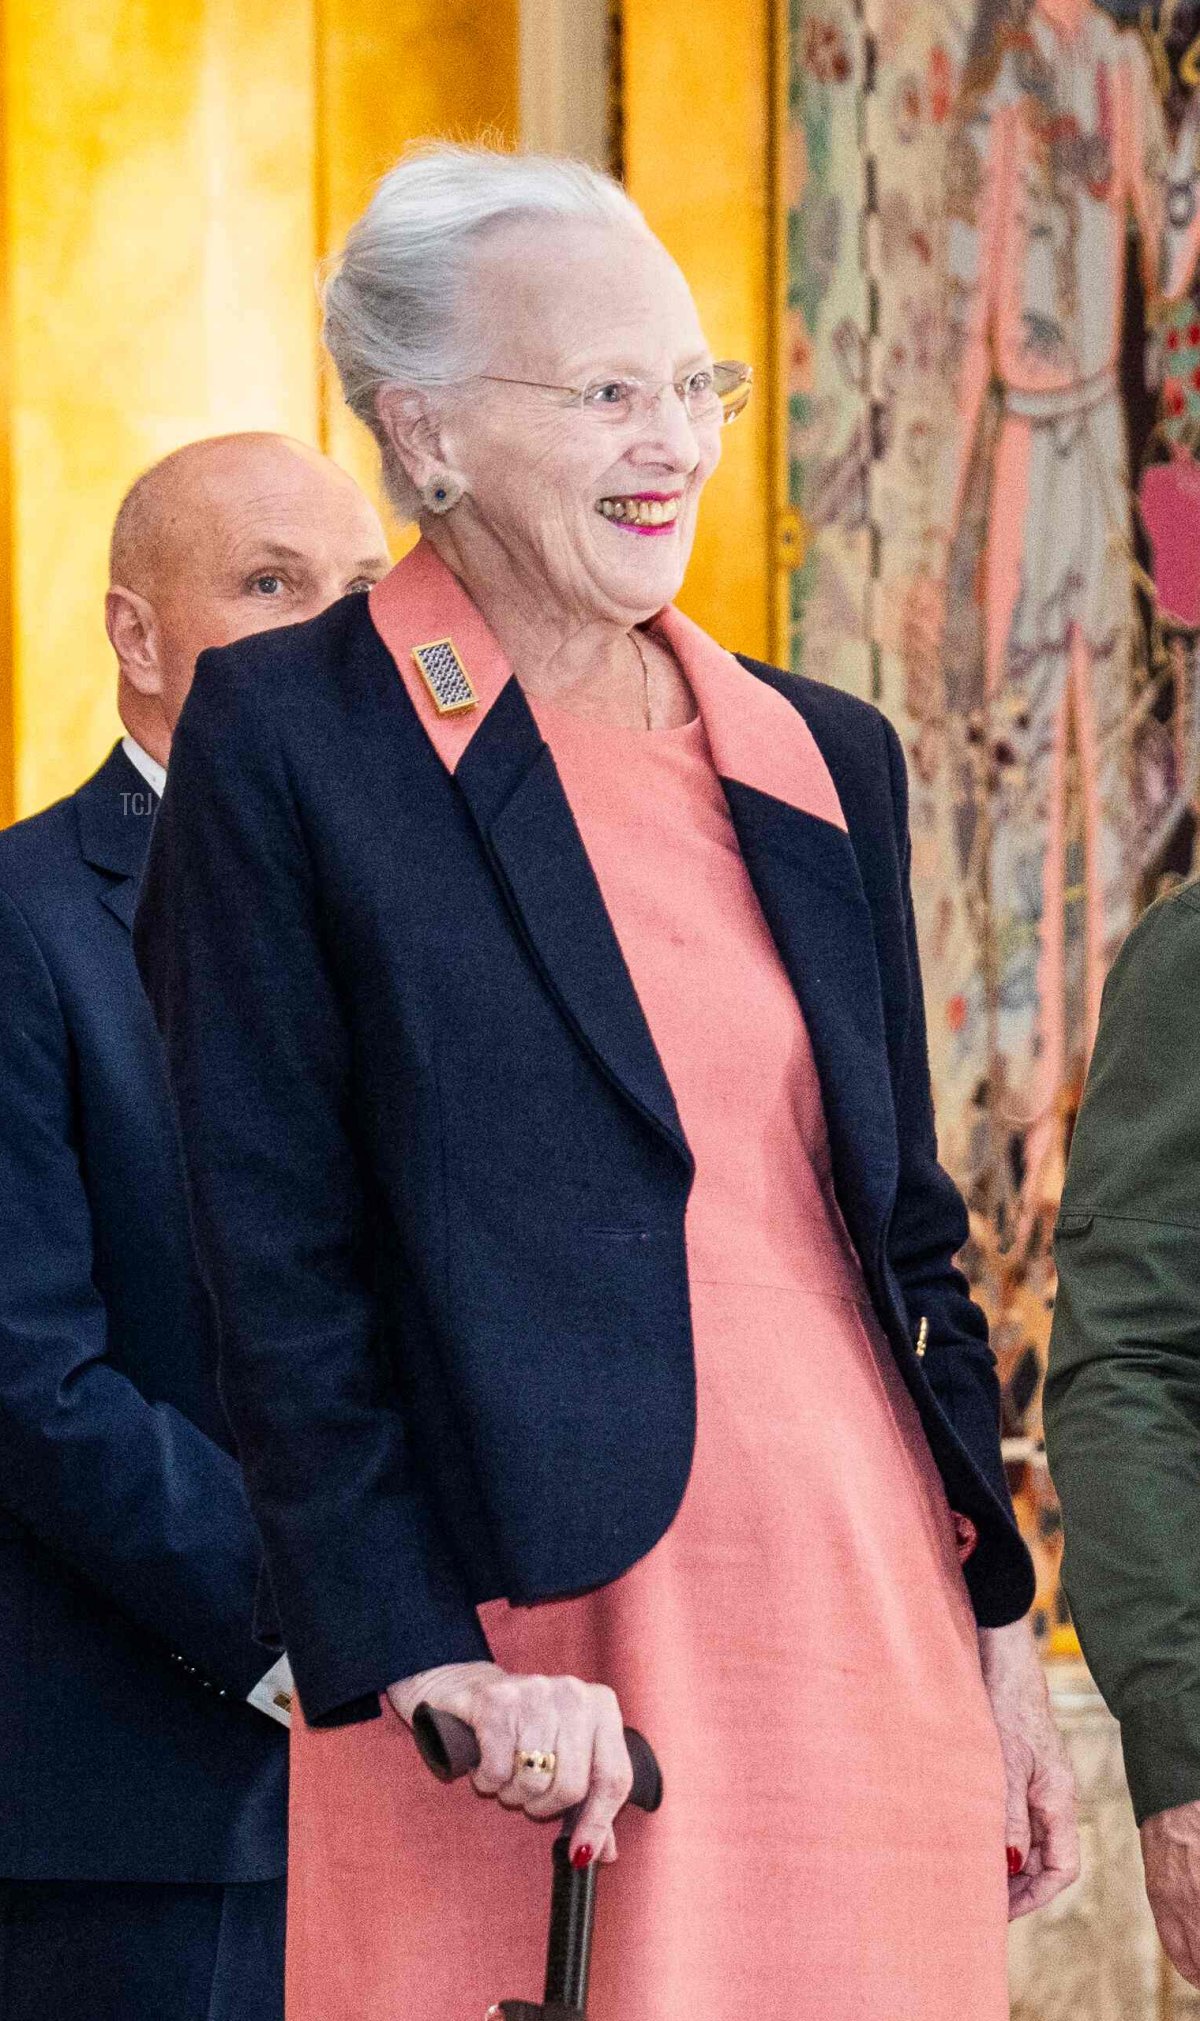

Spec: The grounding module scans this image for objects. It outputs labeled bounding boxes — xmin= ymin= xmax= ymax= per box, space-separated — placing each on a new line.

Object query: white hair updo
xmin=321 ymin=141 xmax=650 ymax=520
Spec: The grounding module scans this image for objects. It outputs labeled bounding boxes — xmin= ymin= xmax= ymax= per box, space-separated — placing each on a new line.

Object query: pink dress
xmin=285 ymin=694 xmax=1009 ymax=2021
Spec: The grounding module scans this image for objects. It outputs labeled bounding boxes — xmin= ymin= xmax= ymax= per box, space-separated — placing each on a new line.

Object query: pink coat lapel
xmin=369 ymin=541 xmax=514 ymax=774
xmin=648 ymin=604 xmax=847 ymax=831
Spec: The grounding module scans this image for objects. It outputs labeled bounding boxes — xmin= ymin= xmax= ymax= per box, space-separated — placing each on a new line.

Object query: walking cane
xmin=412 ymin=1703 xmax=663 ymax=2021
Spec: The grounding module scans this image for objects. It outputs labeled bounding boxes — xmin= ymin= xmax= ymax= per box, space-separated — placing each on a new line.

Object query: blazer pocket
xmin=1054 ymin=1210 xmax=1095 ymax=1236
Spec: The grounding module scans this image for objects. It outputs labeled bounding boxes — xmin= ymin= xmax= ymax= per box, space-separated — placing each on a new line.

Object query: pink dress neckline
xmin=529 ymin=695 xmax=704 ymax=741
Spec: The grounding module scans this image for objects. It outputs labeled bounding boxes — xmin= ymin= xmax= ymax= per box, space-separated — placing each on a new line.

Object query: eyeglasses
xmin=475 ymin=360 xmax=753 ymax=427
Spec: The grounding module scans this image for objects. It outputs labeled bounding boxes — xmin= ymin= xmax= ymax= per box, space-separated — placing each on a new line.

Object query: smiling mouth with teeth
xmin=596 ymin=494 xmax=681 ymax=533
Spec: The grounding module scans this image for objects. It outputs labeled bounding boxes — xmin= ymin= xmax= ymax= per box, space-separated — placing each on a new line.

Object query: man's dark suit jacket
xmin=0 ymin=743 xmax=286 ymax=1881
xmin=133 ymin=556 xmax=1034 ymax=1730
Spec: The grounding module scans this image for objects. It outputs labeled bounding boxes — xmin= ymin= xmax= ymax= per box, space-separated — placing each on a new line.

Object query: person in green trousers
xmin=1047 ymin=881 xmax=1200 ymax=1987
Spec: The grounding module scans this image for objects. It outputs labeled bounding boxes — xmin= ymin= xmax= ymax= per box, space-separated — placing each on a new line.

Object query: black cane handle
xmin=412 ymin=1704 xmax=663 ymax=1813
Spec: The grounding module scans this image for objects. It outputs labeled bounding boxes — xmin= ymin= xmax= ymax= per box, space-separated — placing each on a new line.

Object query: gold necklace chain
xmin=629 ymin=628 xmax=652 ymax=732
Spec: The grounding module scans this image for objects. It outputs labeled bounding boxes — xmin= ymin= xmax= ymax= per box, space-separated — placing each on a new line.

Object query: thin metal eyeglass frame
xmin=474 ymin=361 xmax=754 ymax=425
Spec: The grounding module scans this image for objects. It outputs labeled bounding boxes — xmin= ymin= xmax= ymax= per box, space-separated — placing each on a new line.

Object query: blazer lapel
xmin=97 ymin=876 xmax=140 ymax=932
xmin=369 ymin=543 xmax=903 ymax=1236
xmin=652 ymin=607 xmax=899 ymax=1273
xmin=724 ymin=783 xmax=898 ymax=1274
xmin=369 ymin=547 xmax=689 ymax=1164
xmin=75 ymin=744 xmax=155 ymax=934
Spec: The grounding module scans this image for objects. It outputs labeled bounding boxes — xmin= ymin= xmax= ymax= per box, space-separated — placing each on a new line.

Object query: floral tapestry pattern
xmin=784 ymin=0 xmax=1200 ymax=1640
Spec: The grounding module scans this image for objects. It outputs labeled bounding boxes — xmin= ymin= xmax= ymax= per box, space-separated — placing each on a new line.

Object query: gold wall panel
xmin=315 ymin=0 xmax=520 ymax=524
xmin=622 ymin=0 xmax=776 ymax=662
xmin=5 ymin=0 xmax=321 ymax=816
xmin=0 ymin=0 xmax=14 ymax=828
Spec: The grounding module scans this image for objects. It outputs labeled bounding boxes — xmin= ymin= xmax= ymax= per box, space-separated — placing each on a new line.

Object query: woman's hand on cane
xmin=388 ymin=1662 xmax=634 ymax=1866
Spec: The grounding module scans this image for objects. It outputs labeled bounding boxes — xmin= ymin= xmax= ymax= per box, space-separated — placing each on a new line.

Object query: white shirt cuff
xmin=246 ymin=1653 xmax=294 ymax=1728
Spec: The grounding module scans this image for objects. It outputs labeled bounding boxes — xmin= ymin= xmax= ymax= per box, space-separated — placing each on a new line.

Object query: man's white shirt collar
xmin=121 ymin=735 xmax=167 ymax=800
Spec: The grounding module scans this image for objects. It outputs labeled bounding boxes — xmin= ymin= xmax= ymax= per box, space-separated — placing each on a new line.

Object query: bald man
xmin=0 ymin=435 xmax=389 ymax=2021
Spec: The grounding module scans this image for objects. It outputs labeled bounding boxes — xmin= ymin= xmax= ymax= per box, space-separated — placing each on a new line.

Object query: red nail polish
xmin=1007 ymin=1846 xmax=1024 ymax=1877
xmin=571 ymin=1844 xmax=594 ymax=1870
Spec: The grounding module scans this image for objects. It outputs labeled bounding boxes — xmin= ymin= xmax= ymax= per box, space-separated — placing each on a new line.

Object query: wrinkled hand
xmin=980 ymin=1619 xmax=1080 ymax=1918
xmin=1141 ymin=1798 xmax=1200 ymax=1985
xmin=387 ymin=1660 xmax=632 ymax=1867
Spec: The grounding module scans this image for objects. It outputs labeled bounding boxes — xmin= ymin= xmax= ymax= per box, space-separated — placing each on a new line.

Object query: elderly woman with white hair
xmin=134 ymin=144 xmax=1077 ymax=2019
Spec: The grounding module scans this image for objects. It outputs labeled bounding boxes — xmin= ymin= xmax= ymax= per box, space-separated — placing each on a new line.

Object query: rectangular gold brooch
xmin=412 ymin=637 xmax=477 ymax=716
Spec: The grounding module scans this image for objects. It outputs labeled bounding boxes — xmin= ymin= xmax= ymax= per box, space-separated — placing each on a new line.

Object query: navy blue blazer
xmin=0 ymin=745 xmax=286 ymax=1881
xmin=134 ymin=556 xmax=1034 ymax=1730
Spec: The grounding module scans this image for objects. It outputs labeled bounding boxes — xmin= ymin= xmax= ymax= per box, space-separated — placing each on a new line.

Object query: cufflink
xmin=412 ymin=637 xmax=477 ymax=716
xmin=273 ymin=1690 xmax=293 ymax=1713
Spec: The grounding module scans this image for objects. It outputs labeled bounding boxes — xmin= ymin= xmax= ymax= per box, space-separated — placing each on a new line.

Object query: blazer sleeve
xmin=133 ymin=646 xmax=490 ymax=1726
xmin=879 ymin=716 xmax=1013 ymax=1516
xmin=1046 ymin=889 xmax=1200 ymax=1824
xmin=0 ymin=883 xmax=271 ymax=1699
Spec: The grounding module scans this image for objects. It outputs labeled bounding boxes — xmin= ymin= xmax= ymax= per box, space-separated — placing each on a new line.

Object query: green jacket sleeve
xmin=1046 ymin=885 xmax=1200 ymax=1825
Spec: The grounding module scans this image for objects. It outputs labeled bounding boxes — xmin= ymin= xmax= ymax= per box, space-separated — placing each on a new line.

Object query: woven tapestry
xmin=784 ymin=0 xmax=1200 ymax=1641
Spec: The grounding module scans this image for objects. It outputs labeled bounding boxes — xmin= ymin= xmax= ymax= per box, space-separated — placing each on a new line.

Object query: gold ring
xmin=513 ymin=1748 xmax=557 ymax=1778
